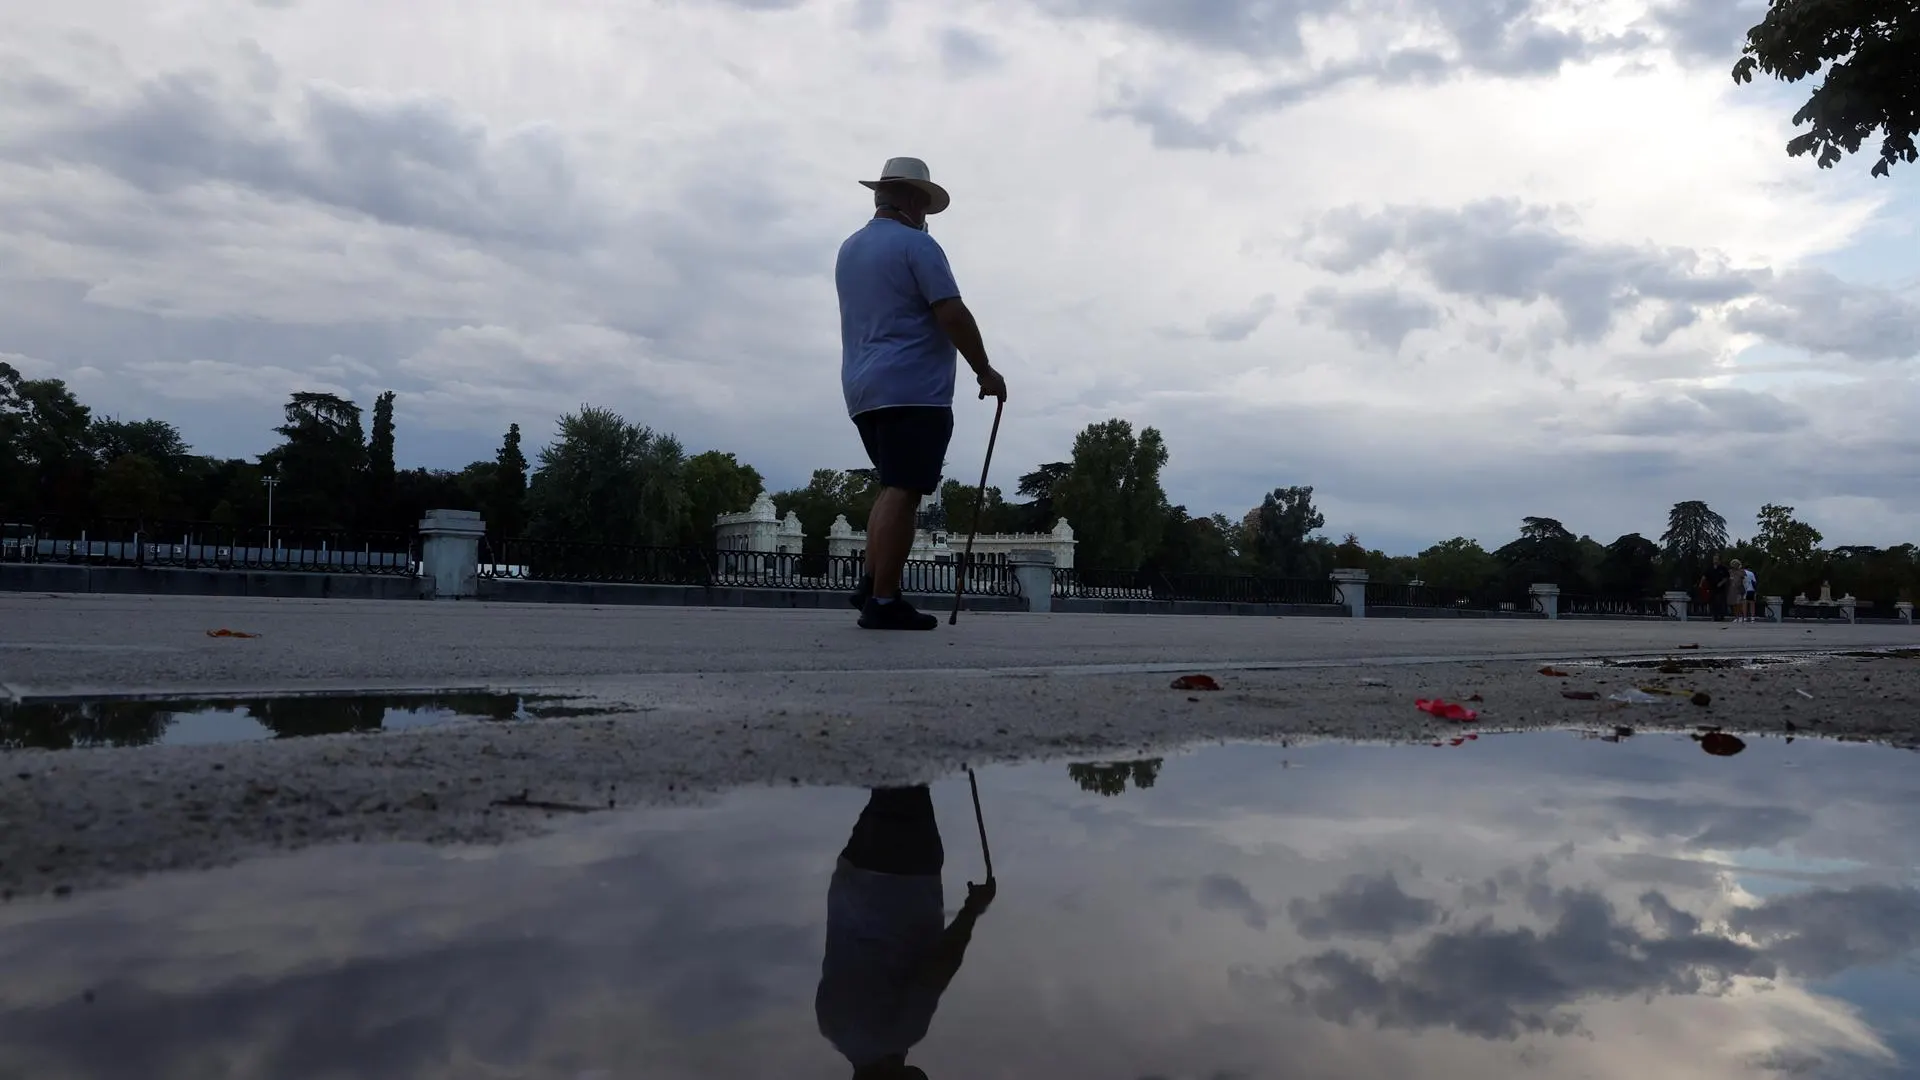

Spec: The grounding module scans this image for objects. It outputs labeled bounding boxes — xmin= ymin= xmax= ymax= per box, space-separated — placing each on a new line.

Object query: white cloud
xmin=0 ymin=0 xmax=1914 ymax=552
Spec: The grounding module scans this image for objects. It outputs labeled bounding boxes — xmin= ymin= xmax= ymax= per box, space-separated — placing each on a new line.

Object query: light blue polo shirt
xmin=837 ymin=218 xmax=962 ymax=418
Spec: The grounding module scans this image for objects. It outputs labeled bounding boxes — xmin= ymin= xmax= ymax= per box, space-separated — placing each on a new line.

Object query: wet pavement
xmin=1 ymin=731 xmax=1914 ymax=1079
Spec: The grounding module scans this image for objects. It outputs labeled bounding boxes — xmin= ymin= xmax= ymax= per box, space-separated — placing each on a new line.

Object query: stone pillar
xmin=1765 ymin=595 xmax=1784 ymax=623
xmin=1663 ymin=590 xmax=1691 ymax=621
xmin=1330 ymin=568 xmax=1368 ymax=619
xmin=1896 ymin=601 xmax=1913 ymax=625
xmin=1009 ymin=549 xmax=1056 ymax=613
xmin=419 ymin=509 xmax=485 ymax=600
xmin=1839 ymin=596 xmax=1857 ymax=624
xmin=1529 ymin=583 xmax=1560 ymax=620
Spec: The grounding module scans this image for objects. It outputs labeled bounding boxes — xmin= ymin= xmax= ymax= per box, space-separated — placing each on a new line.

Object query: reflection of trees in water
xmin=0 ymin=694 xmax=528 ymax=750
xmin=1067 ymin=758 xmax=1163 ymax=797
xmin=0 ymin=700 xmax=175 ymax=750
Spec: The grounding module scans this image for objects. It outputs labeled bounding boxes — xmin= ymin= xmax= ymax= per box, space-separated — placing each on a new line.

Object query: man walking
xmin=837 ymin=157 xmax=1007 ymax=631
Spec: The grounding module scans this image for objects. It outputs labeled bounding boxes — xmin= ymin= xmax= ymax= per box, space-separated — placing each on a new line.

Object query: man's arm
xmin=910 ymin=879 xmax=995 ymax=995
xmin=934 ymin=299 xmax=1006 ymax=401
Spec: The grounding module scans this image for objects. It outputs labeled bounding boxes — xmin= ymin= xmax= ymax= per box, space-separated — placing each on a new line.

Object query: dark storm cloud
xmin=1083 ymin=0 xmax=1643 ymax=150
xmin=1298 ymin=285 xmax=1441 ymax=351
xmin=1197 ymin=873 xmax=1271 ymax=930
xmin=1238 ymin=887 xmax=1774 ymax=1040
xmin=1037 ymin=0 xmax=1339 ymax=59
xmin=1288 ymin=871 xmax=1441 ymax=941
xmin=1204 ymin=294 xmax=1280 ymax=342
xmin=4 ymin=67 xmax=594 ymax=249
xmin=1607 ymin=388 xmax=1808 ymax=436
xmin=1645 ymin=0 xmax=1766 ymax=59
xmin=1601 ymin=796 xmax=1813 ymax=849
xmin=939 ymin=27 xmax=1003 ymax=76
xmin=1301 ymin=198 xmax=1920 ymax=362
xmin=1729 ymin=884 xmax=1920 ymax=979
xmin=1726 ymin=269 xmax=1920 ymax=362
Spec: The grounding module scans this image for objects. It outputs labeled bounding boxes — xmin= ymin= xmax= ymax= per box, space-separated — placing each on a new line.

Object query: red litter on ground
xmin=1170 ymin=674 xmax=1221 ymax=691
xmin=1416 ymin=698 xmax=1478 ymax=721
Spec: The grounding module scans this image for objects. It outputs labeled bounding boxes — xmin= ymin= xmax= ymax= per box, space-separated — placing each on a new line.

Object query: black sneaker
xmin=858 ymin=596 xmax=938 ymax=631
xmin=849 ymin=573 xmax=873 ymax=610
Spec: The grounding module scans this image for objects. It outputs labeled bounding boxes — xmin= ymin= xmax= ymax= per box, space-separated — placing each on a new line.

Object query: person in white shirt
xmin=815 ymin=786 xmax=995 ymax=1079
xmin=1744 ymin=565 xmax=1758 ymax=620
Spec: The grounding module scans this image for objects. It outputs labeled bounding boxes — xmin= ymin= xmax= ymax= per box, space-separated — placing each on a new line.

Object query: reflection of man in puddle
xmin=816 ymin=786 xmax=995 ymax=1079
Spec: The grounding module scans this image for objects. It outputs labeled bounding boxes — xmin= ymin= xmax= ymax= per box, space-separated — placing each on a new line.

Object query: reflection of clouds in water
xmin=1288 ymin=871 xmax=1440 ymax=941
xmin=1245 ymin=884 xmax=1776 ymax=1040
xmin=0 ymin=737 xmax=1912 ymax=1079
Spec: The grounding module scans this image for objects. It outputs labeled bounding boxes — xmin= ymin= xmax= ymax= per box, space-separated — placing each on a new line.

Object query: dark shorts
xmin=840 ymin=786 xmax=944 ymax=876
xmin=854 ymin=406 xmax=953 ymax=496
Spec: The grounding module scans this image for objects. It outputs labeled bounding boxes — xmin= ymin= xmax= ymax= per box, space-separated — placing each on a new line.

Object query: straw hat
xmin=859 ymin=156 xmax=950 ymax=215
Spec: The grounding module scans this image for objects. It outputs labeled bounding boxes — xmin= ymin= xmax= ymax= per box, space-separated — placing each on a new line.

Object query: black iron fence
xmin=0 ymin=518 xmax=417 ymax=575
xmin=1367 ymin=581 xmax=1520 ymax=611
xmin=479 ymin=537 xmax=711 ymax=585
xmin=1053 ymin=568 xmax=1339 ymax=606
xmin=479 ymin=538 xmax=1019 ymax=595
xmin=1557 ymin=594 xmax=1672 ymax=618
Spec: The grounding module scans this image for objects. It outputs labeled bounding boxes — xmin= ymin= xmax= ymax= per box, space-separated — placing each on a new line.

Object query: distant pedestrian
xmin=836 ymin=157 xmax=1008 ymax=631
xmin=1726 ymin=559 xmax=1747 ymax=621
xmin=1706 ymin=556 xmax=1731 ymax=621
xmin=1743 ymin=564 xmax=1758 ymax=620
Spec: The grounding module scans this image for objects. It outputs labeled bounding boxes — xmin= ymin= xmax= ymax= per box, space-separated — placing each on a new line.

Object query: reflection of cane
xmin=967 ymin=767 xmax=994 ymax=882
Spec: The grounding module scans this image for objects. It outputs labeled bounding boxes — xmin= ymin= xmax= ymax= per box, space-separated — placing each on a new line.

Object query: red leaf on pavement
xmin=1416 ymin=698 xmax=1479 ymax=721
xmin=1170 ymin=674 xmax=1221 ymax=691
xmin=1538 ymin=666 xmax=1570 ymax=677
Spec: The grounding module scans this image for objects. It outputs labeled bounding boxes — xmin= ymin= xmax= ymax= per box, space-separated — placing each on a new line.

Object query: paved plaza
xmin=4 ymin=592 xmax=1911 ymax=701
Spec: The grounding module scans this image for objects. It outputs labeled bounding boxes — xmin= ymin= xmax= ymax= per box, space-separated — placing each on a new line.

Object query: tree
xmin=1415 ymin=537 xmax=1501 ymax=592
xmin=1 ymin=361 xmax=94 ymax=517
xmin=1598 ymin=533 xmax=1662 ymax=596
xmin=524 ymin=406 xmax=687 ymax=547
xmin=489 ymin=423 xmax=530 ymax=539
xmin=88 ymin=418 xmax=189 ymax=469
xmin=1248 ymin=485 xmax=1326 ymax=577
xmin=773 ymin=469 xmax=877 ymax=560
xmin=681 ymin=450 xmax=763 ymax=548
xmin=1143 ymin=506 xmax=1238 ymax=577
xmin=937 ymin=478 xmax=1010 ymax=538
xmin=1732 ymin=1 xmax=1918 ymax=178
xmin=1052 ymin=421 xmax=1169 ymax=571
xmin=365 ymin=391 xmax=397 ymax=525
xmin=91 ymin=454 xmax=176 ymax=520
xmin=1755 ymin=503 xmax=1825 ymax=595
xmin=1011 ymin=461 xmax=1072 ymax=532
xmin=1494 ymin=517 xmax=1587 ymax=594
xmin=1067 ymin=759 xmax=1162 ymax=797
xmin=1333 ymin=532 xmax=1368 ymax=568
xmin=261 ymin=391 xmax=367 ymax=529
xmin=1660 ymin=500 xmax=1728 ymax=586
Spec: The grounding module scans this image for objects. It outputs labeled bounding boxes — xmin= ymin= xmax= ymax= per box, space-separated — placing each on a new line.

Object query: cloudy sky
xmin=2 ymin=0 xmax=1915 ymax=554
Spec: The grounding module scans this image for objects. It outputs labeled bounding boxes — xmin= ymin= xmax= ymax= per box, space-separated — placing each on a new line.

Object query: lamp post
xmin=262 ymin=475 xmax=279 ymax=551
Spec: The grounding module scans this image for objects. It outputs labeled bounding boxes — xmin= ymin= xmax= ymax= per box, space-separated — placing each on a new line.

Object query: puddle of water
xmin=0 ymin=692 xmax=605 ymax=750
xmin=1 ymin=733 xmax=1917 ymax=1079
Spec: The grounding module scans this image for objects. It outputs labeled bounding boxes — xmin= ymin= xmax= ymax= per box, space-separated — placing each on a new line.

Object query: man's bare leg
xmin=865 ymin=486 xmax=922 ymax=599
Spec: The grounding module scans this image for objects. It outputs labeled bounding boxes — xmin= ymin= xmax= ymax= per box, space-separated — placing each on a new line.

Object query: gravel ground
xmin=3 ymin=639 xmax=1915 ymax=899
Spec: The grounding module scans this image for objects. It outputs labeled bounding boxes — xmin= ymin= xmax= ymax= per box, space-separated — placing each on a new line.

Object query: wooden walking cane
xmin=966 ymin=766 xmax=994 ymax=881
xmin=949 ymin=398 xmax=1005 ymax=626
